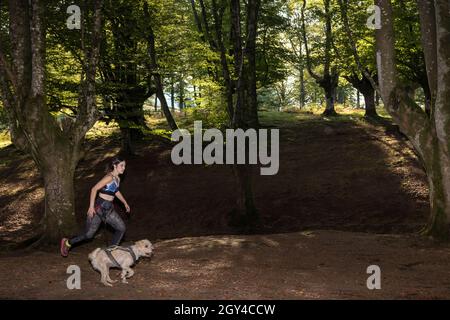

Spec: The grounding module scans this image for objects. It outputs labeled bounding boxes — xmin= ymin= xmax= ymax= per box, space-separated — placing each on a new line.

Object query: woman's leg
xmin=68 ymin=214 xmax=102 ymax=246
xmin=61 ymin=198 xmax=108 ymax=257
xmin=105 ymin=209 xmax=126 ymax=246
xmin=61 ymin=213 xmax=102 ymax=256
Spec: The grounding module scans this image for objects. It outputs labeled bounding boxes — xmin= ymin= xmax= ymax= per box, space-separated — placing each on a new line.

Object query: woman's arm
xmin=87 ymin=175 xmax=113 ymax=216
xmin=115 ymin=191 xmax=130 ymax=212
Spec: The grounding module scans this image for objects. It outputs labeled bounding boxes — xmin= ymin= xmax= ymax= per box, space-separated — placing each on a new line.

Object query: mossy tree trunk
xmin=376 ymin=0 xmax=450 ymax=240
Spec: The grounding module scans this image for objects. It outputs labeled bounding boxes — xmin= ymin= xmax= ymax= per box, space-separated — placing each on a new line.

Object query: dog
xmin=88 ymin=239 xmax=154 ymax=287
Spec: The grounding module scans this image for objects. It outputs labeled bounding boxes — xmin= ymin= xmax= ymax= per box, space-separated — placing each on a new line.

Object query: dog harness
xmin=103 ymin=245 xmax=137 ymax=268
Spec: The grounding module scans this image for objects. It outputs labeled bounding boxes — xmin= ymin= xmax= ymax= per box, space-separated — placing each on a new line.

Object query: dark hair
xmin=105 ymin=157 xmax=125 ymax=173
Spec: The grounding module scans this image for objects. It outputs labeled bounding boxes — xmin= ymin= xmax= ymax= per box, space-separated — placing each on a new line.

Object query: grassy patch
xmin=85 ymin=121 xmax=121 ymax=141
xmin=0 ymin=105 xmax=393 ymax=150
xmin=0 ymin=131 xmax=11 ymax=149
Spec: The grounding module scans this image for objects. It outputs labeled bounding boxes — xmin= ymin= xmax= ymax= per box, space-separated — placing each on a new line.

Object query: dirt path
xmin=1 ymin=230 xmax=450 ymax=299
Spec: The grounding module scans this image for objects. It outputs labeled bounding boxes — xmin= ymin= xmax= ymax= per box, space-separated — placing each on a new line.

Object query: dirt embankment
xmin=0 ymin=114 xmax=439 ymax=299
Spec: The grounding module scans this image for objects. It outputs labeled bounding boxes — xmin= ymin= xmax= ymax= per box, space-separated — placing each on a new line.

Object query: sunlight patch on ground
xmin=0 ymin=131 xmax=11 ymax=149
xmin=368 ymin=126 xmax=428 ymax=201
xmin=300 ymin=231 xmax=315 ymax=237
xmin=0 ymin=141 xmax=11 ymax=148
xmin=1 ymin=183 xmax=29 ymax=196
xmin=168 ymin=237 xmax=249 ymax=251
xmin=0 ymin=188 xmax=43 ymax=234
xmin=85 ymin=121 xmax=121 ymax=140
xmin=157 ymin=258 xmax=232 ymax=277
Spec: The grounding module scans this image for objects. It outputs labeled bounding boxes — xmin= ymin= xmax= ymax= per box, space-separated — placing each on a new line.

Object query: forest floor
xmin=1 ymin=108 xmax=450 ymax=299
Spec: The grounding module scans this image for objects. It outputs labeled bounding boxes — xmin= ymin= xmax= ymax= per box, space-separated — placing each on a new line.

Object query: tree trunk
xmin=430 ymin=0 xmax=450 ymax=239
xmin=211 ymin=0 xmax=233 ymax=120
xmin=170 ymin=76 xmax=175 ymax=111
xmin=323 ymin=91 xmax=336 ymax=116
xmin=363 ymin=89 xmax=377 ymax=118
xmin=320 ymin=78 xmax=338 ymax=116
xmin=113 ymin=90 xmax=150 ymax=155
xmin=375 ymin=0 xmax=450 ymax=240
xmin=179 ymin=78 xmax=184 ymax=110
xmin=356 ymin=90 xmax=360 ymax=109
xmin=361 ymin=85 xmax=378 ymax=118
xmin=345 ymin=73 xmax=378 ymax=118
xmin=244 ymin=0 xmax=261 ymax=128
xmin=155 ymin=75 xmax=178 ymax=130
xmin=8 ymin=115 xmax=29 ymax=153
xmin=417 ymin=0 xmax=437 ymax=114
xmin=120 ymin=126 xmax=134 ymax=155
xmin=301 ymin=0 xmax=339 ymax=116
xmin=42 ymin=159 xmax=78 ymax=241
xmin=0 ymin=0 xmax=103 ymax=245
xmin=299 ymin=68 xmax=305 ymax=108
xmin=229 ymin=164 xmax=259 ymax=231
xmin=422 ymin=82 xmax=432 ymax=116
xmin=228 ymin=0 xmax=260 ymax=229
xmin=423 ymin=156 xmax=450 ymax=239
xmin=424 ymin=96 xmax=432 ymax=116
xmin=144 ymin=3 xmax=178 ymax=131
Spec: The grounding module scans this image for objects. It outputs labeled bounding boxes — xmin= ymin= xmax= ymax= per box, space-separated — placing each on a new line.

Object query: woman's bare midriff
xmin=98 ymin=193 xmax=115 ymax=202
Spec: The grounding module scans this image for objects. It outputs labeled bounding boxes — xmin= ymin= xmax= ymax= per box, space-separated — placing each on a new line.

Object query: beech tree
xmin=189 ymin=0 xmax=262 ymax=228
xmin=301 ymin=0 xmax=340 ymax=116
xmin=0 ymin=0 xmax=103 ymax=243
xmin=376 ymin=0 xmax=450 ymax=239
xmin=337 ymin=0 xmax=379 ymax=118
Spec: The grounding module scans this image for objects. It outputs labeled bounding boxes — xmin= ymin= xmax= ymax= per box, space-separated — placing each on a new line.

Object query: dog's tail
xmin=88 ymin=248 xmax=102 ymax=262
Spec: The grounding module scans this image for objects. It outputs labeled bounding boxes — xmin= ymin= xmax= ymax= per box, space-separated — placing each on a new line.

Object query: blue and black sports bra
xmin=99 ymin=175 xmax=120 ymax=196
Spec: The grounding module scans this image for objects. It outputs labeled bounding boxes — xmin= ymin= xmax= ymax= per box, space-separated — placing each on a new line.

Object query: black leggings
xmin=69 ymin=197 xmax=126 ymax=246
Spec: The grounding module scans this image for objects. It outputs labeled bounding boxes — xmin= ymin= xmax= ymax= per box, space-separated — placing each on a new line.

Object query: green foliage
xmin=46 ymin=43 xmax=81 ymax=114
xmin=333 ymin=0 xmax=377 ymax=75
xmin=0 ymin=0 xmax=430 ymax=138
xmin=257 ymin=0 xmax=291 ymax=88
xmin=391 ymin=0 xmax=426 ymax=85
xmin=185 ymin=81 xmax=228 ymax=130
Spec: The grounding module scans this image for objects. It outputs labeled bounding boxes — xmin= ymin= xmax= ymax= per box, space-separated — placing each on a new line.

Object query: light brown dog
xmin=88 ymin=239 xmax=154 ymax=286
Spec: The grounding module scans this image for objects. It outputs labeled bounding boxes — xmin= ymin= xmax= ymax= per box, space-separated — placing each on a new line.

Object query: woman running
xmin=60 ymin=157 xmax=130 ymax=257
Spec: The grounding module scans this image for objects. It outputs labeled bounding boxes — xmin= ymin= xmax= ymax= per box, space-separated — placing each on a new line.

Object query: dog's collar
xmin=103 ymin=245 xmax=137 ymax=267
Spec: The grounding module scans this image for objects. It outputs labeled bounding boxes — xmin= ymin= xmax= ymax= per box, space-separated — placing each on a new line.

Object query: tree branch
xmin=416 ymin=0 xmax=437 ymax=114
xmin=433 ymin=0 xmax=450 ymax=156
xmin=190 ymin=0 xmax=204 ymax=40
xmin=209 ymin=0 xmax=234 ymax=120
xmin=375 ymin=0 xmax=432 ymax=160
xmin=300 ymin=0 xmax=321 ymax=81
xmin=337 ymin=0 xmax=381 ymax=97
xmin=73 ymin=0 xmax=103 ymax=142
xmin=8 ymin=0 xmax=32 ymax=92
xmin=30 ymin=0 xmax=45 ymax=98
